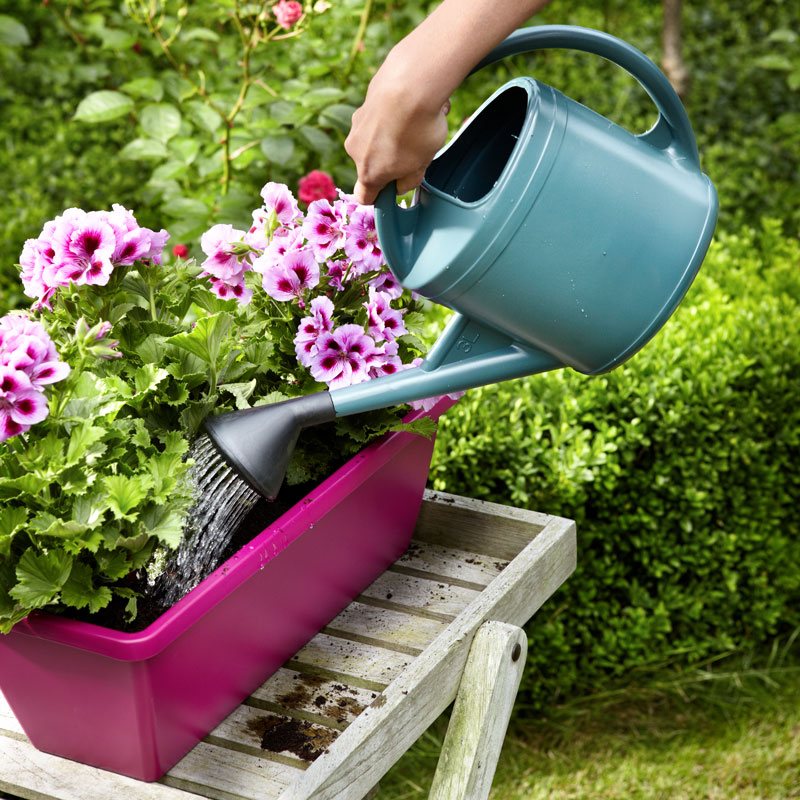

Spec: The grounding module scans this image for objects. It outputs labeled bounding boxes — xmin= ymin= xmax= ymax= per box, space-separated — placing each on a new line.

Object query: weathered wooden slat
xmin=248 ymin=669 xmax=377 ymax=729
xmin=289 ymin=633 xmax=413 ymax=689
xmin=0 ymin=733 xmax=203 ymax=800
xmin=414 ymin=491 xmax=550 ymax=560
xmin=359 ymin=571 xmax=481 ymax=620
xmin=279 ymin=509 xmax=576 ymax=800
xmin=428 ymin=622 xmax=527 ymax=800
xmin=165 ymin=742 xmax=299 ymax=800
xmin=393 ymin=539 xmax=507 ymax=588
xmin=324 ymin=601 xmax=448 ymax=655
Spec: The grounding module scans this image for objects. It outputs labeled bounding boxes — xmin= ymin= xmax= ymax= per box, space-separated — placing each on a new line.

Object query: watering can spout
xmin=374 ymin=183 xmax=420 ymax=282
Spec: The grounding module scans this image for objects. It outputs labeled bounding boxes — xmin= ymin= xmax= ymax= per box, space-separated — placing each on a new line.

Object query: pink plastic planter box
xmin=0 ymin=400 xmax=452 ymax=781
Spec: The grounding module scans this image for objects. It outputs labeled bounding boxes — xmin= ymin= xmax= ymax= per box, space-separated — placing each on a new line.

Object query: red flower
xmin=172 ymin=244 xmax=190 ymax=258
xmin=298 ymin=170 xmax=337 ymax=205
xmin=273 ymin=0 xmax=303 ymax=30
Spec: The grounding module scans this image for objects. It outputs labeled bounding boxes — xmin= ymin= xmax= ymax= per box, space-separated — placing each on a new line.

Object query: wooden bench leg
xmin=428 ymin=621 xmax=527 ymax=800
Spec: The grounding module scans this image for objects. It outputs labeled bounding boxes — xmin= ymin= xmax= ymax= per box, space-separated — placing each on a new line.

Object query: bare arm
xmin=345 ymin=0 xmax=552 ymax=204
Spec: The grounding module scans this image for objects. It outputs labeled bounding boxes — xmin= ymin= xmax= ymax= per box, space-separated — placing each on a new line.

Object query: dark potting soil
xmin=63 ymin=478 xmax=318 ymax=634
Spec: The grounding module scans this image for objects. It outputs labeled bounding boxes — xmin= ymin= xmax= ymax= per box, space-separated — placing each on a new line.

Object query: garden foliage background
xmin=0 ymin=0 xmax=798 ymax=710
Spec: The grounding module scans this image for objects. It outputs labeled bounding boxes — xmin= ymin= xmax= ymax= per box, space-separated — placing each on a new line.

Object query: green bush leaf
xmin=120 ymin=77 xmax=165 ymax=101
xmin=298 ymin=125 xmax=335 ymax=155
xmin=10 ymin=549 xmax=72 ymax=609
xmin=260 ymin=134 xmax=295 ymax=164
xmin=61 ymin=562 xmax=113 ymax=613
xmin=140 ymin=103 xmax=182 ymax=142
xmin=120 ymin=137 xmax=169 ymax=161
xmin=0 ymin=507 xmax=27 ymax=558
xmin=74 ymin=90 xmax=134 ymax=123
xmin=0 ymin=14 xmax=30 ymax=46
xmin=140 ymin=505 xmax=185 ymax=549
xmin=319 ymin=103 xmax=356 ymax=134
xmin=168 ymin=312 xmax=232 ymax=365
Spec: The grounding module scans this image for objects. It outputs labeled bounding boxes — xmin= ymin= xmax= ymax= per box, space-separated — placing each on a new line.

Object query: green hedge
xmin=429 ymin=220 xmax=800 ymax=708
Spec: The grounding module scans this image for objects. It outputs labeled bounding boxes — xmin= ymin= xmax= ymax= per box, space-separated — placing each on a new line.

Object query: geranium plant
xmin=0 ymin=181 xmax=449 ymax=634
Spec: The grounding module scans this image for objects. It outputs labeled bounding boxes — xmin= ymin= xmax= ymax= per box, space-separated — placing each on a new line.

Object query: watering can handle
xmin=471 ymin=25 xmax=700 ymax=169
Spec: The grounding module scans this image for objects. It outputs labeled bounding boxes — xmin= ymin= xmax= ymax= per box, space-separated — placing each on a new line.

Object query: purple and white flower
xmin=309 ymin=324 xmax=378 ymax=389
xmin=260 ymin=182 xmax=301 ymax=227
xmin=364 ymin=288 xmax=406 ymax=342
xmin=343 ymin=207 xmax=384 ymax=273
xmin=0 ymin=366 xmax=50 ymax=441
xmin=293 ymin=296 xmax=335 ymax=367
xmin=260 ymin=248 xmax=320 ymax=303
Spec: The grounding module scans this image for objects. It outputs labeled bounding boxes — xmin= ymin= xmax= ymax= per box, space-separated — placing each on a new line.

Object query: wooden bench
xmin=0 ymin=491 xmax=576 ymax=800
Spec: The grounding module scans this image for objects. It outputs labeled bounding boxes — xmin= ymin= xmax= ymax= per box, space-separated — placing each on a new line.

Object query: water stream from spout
xmin=151 ymin=435 xmax=260 ymax=608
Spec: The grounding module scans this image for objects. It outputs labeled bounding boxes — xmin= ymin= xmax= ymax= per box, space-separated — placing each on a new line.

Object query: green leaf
xmin=61 ymin=562 xmax=113 ymax=613
xmin=140 ymin=102 xmax=182 ymax=142
xmin=66 ymin=423 xmax=106 ymax=466
xmin=220 ymin=380 xmax=257 ymax=410
xmin=0 ymin=14 xmax=30 ymax=46
xmin=140 ymin=505 xmax=185 ymax=549
xmin=168 ymin=312 xmax=233 ymax=365
xmin=120 ymin=77 xmax=164 ymax=101
xmin=268 ymin=100 xmax=298 ymax=124
xmin=253 ymin=390 xmax=290 ymax=407
xmin=74 ymin=90 xmax=134 ymax=123
xmin=72 ymin=494 xmax=108 ymax=531
xmin=30 ymin=512 xmax=90 ymax=540
xmin=163 ymin=197 xmax=209 ymax=218
xmin=10 ymin=549 xmax=73 ymax=609
xmin=0 ymin=474 xmax=50 ymax=501
xmin=169 ymin=137 xmax=201 ymax=164
xmin=133 ymin=364 xmax=169 ymax=396
xmin=301 ymin=87 xmax=346 ymax=106
xmin=120 ymin=137 xmax=169 ymax=161
xmin=182 ymin=27 xmax=221 ymax=42
xmin=62 ymin=372 xmax=126 ymax=421
xmin=104 ymin=474 xmax=150 ymax=520
xmin=260 ymin=134 xmax=295 ymax=164
xmin=298 ymin=125 xmax=336 ymax=155
xmin=150 ymin=160 xmax=187 ymax=182
xmin=185 ymin=100 xmax=222 ymax=133
xmin=0 ymin=507 xmax=27 ymax=558
xmin=319 ymin=103 xmax=356 ymax=134
xmin=99 ymin=28 xmax=136 ymax=50
xmin=754 ymin=54 xmax=793 ymax=71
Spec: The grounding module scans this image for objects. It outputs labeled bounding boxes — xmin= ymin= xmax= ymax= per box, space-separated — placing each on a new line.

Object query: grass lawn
xmin=377 ymin=651 xmax=800 ymax=799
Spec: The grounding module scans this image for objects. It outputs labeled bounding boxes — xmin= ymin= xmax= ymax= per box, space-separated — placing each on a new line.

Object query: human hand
xmin=345 ymin=49 xmax=451 ymax=205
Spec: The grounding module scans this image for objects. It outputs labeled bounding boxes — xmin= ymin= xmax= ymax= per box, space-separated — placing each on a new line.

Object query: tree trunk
xmin=662 ymin=0 xmax=690 ymax=99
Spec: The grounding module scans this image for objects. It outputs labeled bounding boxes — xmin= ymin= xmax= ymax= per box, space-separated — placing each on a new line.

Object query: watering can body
xmin=205 ymin=25 xmax=718 ymax=500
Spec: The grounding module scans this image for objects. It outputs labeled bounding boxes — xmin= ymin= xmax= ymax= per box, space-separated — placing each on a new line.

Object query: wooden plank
xmin=393 ymin=540 xmax=508 ymax=588
xmin=324 ymin=601 xmax=448 ymax=655
xmin=249 ymin=669 xmax=377 ymax=729
xmin=359 ymin=571 xmax=481 ymax=620
xmin=0 ymin=691 xmax=24 ymax=736
xmin=428 ymin=622 xmax=527 ymax=800
xmin=289 ymin=633 xmax=413 ymax=689
xmin=414 ymin=491 xmax=550 ymax=560
xmin=165 ymin=742 xmax=299 ymax=800
xmin=279 ymin=511 xmax=576 ymax=800
xmin=0 ymin=732 xmax=203 ymax=800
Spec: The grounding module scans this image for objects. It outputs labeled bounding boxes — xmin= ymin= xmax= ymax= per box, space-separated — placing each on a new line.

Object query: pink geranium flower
xmin=48 ymin=208 xmax=116 ymax=287
xmin=364 ymin=288 xmax=406 ymax=341
xmin=369 ymin=269 xmax=403 ymax=299
xmin=199 ymin=224 xmax=246 ymax=282
xmin=273 ymin=0 xmax=303 ymax=29
xmin=369 ymin=339 xmax=403 ymax=379
xmin=260 ymin=182 xmax=301 ymax=226
xmin=0 ymin=366 xmax=49 ymax=441
xmin=294 ymin=296 xmax=335 ymax=366
xmin=298 ymin=170 xmax=337 ymax=205
xmin=343 ymin=207 xmax=385 ymax=272
xmin=302 ymin=199 xmax=345 ymax=261
xmin=261 ymin=249 xmax=320 ymax=303
xmin=309 ymin=324 xmax=378 ymax=389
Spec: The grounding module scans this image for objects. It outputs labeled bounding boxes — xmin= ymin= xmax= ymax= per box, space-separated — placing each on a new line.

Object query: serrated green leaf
xmin=120 ymin=76 xmax=164 ymax=101
xmin=0 ymin=507 xmax=27 ymax=558
xmin=140 ymin=505 xmax=185 ymax=549
xmin=0 ymin=14 xmax=30 ymax=46
xmin=220 ymin=380 xmax=257 ymax=410
xmin=104 ymin=474 xmax=150 ymax=520
xmin=133 ymin=364 xmax=169 ymax=396
xmin=10 ymin=549 xmax=72 ymax=609
xmin=120 ymin=137 xmax=169 ymax=161
xmin=168 ymin=312 xmax=233 ymax=365
xmin=61 ymin=561 xmax=112 ymax=613
xmin=31 ymin=512 xmax=90 ymax=539
xmin=96 ymin=549 xmax=132 ymax=580
xmin=140 ymin=103 xmax=182 ymax=142
xmin=0 ymin=474 xmax=50 ymax=501
xmin=66 ymin=423 xmax=106 ymax=465
xmin=74 ymin=90 xmax=134 ymax=123
xmin=72 ymin=494 xmax=108 ymax=531
xmin=253 ymin=390 xmax=290 ymax=407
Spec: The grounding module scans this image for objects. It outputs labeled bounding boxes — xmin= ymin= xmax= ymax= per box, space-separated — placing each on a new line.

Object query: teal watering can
xmin=205 ymin=24 xmax=719 ymax=500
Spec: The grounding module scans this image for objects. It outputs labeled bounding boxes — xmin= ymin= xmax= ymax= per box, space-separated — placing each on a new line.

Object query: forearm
xmin=384 ymin=0 xmax=551 ymax=112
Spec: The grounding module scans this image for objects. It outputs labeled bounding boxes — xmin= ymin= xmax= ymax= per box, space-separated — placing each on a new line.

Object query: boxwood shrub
xmin=429 ymin=220 xmax=800 ymax=709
